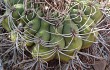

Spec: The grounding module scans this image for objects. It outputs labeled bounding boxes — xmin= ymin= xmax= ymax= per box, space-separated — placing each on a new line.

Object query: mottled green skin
xmin=32 ymin=44 xmax=55 ymax=61
xmin=32 ymin=20 xmax=55 ymax=62
xmin=12 ymin=4 xmax=24 ymax=19
xmin=4 ymin=0 xmax=23 ymax=6
xmin=24 ymin=16 xmax=41 ymax=47
xmin=20 ymin=11 xmax=36 ymax=26
xmin=50 ymin=25 xmax=65 ymax=49
xmin=1 ymin=16 xmax=13 ymax=32
xmin=83 ymin=5 xmax=103 ymax=23
xmin=70 ymin=9 xmax=98 ymax=49
xmin=35 ymin=19 xmax=50 ymax=41
xmin=55 ymin=18 xmax=82 ymax=62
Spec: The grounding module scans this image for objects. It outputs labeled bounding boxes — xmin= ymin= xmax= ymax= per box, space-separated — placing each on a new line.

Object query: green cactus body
xmin=80 ymin=26 xmax=98 ymax=49
xmin=24 ymin=16 xmax=41 ymax=35
xmin=70 ymin=9 xmax=98 ymax=49
xmin=10 ymin=30 xmax=17 ymax=42
xmin=81 ymin=31 xmax=98 ymax=49
xmin=70 ymin=9 xmax=95 ymax=26
xmin=49 ymin=25 xmax=66 ymax=62
xmin=1 ymin=7 xmax=15 ymax=31
xmin=4 ymin=0 xmax=23 ymax=6
xmin=83 ymin=4 xmax=103 ymax=23
xmin=63 ymin=19 xmax=82 ymax=51
xmin=35 ymin=19 xmax=50 ymax=41
xmin=57 ymin=37 xmax=82 ymax=62
xmin=1 ymin=0 xmax=104 ymax=64
xmin=32 ymin=44 xmax=55 ymax=62
xmin=71 ymin=1 xmax=103 ymax=24
xmin=32 ymin=20 xmax=55 ymax=61
xmin=55 ymin=17 xmax=82 ymax=62
xmin=50 ymin=25 xmax=65 ymax=49
xmin=12 ymin=4 xmax=24 ymax=19
xmin=20 ymin=11 xmax=36 ymax=26
xmin=1 ymin=16 xmax=13 ymax=32
xmin=24 ymin=16 xmax=41 ymax=47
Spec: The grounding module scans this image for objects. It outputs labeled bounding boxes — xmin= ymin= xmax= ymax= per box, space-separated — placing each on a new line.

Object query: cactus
xmin=1 ymin=0 xmax=108 ymax=70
